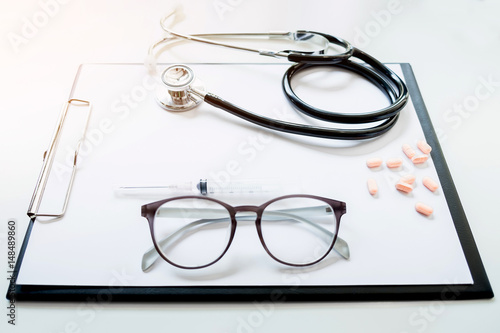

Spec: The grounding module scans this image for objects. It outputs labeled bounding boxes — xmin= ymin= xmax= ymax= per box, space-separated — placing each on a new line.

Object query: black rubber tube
xmin=204 ymin=93 xmax=400 ymax=140
xmin=203 ymin=32 xmax=409 ymax=140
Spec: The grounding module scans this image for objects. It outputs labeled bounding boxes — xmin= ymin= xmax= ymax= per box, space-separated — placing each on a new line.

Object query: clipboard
xmin=7 ymin=63 xmax=493 ymax=302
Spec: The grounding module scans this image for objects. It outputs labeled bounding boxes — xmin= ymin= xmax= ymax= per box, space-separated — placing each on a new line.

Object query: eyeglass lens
xmin=153 ymin=198 xmax=233 ymax=268
xmin=260 ymin=197 xmax=338 ymax=265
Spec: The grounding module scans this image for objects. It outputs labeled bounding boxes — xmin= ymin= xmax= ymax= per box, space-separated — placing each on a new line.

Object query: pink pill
xmin=400 ymin=174 xmax=416 ymax=184
xmin=395 ymin=181 xmax=413 ymax=193
xmin=367 ymin=178 xmax=378 ymax=195
xmin=386 ymin=158 xmax=403 ymax=169
xmin=366 ymin=158 xmax=383 ymax=168
xmin=416 ymin=202 xmax=433 ymax=216
xmin=402 ymin=144 xmax=416 ymax=159
xmin=411 ymin=154 xmax=428 ymax=164
xmin=417 ymin=140 xmax=432 ymax=154
xmin=423 ymin=176 xmax=439 ymax=192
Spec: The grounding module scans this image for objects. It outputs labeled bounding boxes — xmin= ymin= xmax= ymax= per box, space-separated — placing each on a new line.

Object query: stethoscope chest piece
xmin=156 ymin=64 xmax=205 ymax=112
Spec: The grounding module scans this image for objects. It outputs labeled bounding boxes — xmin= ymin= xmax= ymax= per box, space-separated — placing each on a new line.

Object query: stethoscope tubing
xmin=283 ymin=48 xmax=408 ymax=124
xmin=202 ymin=35 xmax=408 ymax=140
xmin=203 ymin=93 xmax=400 ymax=140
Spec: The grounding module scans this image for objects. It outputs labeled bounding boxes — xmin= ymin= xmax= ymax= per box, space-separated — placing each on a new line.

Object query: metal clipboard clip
xmin=27 ymin=99 xmax=92 ymax=220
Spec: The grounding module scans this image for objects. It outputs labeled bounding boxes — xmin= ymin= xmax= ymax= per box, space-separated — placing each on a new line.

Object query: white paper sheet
xmin=17 ymin=63 xmax=473 ymax=287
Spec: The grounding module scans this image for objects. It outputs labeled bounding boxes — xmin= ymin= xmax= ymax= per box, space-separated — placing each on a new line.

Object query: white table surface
xmin=1 ymin=0 xmax=498 ymax=332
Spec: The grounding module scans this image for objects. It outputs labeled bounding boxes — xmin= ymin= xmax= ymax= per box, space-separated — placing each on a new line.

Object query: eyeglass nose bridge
xmin=232 ymin=206 xmax=270 ymax=260
xmin=233 ymin=205 xmax=262 ymax=213
xmin=233 ymin=205 xmax=262 ymax=223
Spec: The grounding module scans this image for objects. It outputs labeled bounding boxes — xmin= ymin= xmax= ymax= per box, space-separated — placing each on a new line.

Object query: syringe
xmin=114 ymin=178 xmax=282 ymax=197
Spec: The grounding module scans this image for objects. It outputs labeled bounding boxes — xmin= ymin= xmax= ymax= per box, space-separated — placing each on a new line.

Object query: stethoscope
xmin=148 ymin=11 xmax=409 ymax=140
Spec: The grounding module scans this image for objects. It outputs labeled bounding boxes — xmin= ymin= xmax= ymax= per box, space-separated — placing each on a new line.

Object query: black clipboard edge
xmin=400 ymin=63 xmax=493 ymax=300
xmin=7 ymin=216 xmax=35 ymax=302
xmin=8 ymin=281 xmax=493 ymax=302
xmin=7 ymin=63 xmax=493 ymax=302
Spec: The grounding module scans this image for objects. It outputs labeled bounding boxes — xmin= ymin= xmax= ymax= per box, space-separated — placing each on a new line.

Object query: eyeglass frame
xmin=141 ymin=194 xmax=347 ymax=269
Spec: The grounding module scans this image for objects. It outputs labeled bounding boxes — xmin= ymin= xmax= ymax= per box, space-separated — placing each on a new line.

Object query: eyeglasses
xmin=141 ymin=194 xmax=349 ymax=270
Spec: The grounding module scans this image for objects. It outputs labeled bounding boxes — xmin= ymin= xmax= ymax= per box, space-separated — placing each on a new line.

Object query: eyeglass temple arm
xmin=142 ymin=206 xmax=349 ymax=272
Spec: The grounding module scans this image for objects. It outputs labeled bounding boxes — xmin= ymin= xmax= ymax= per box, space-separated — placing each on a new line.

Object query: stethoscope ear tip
xmin=160 ymin=5 xmax=186 ymax=33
